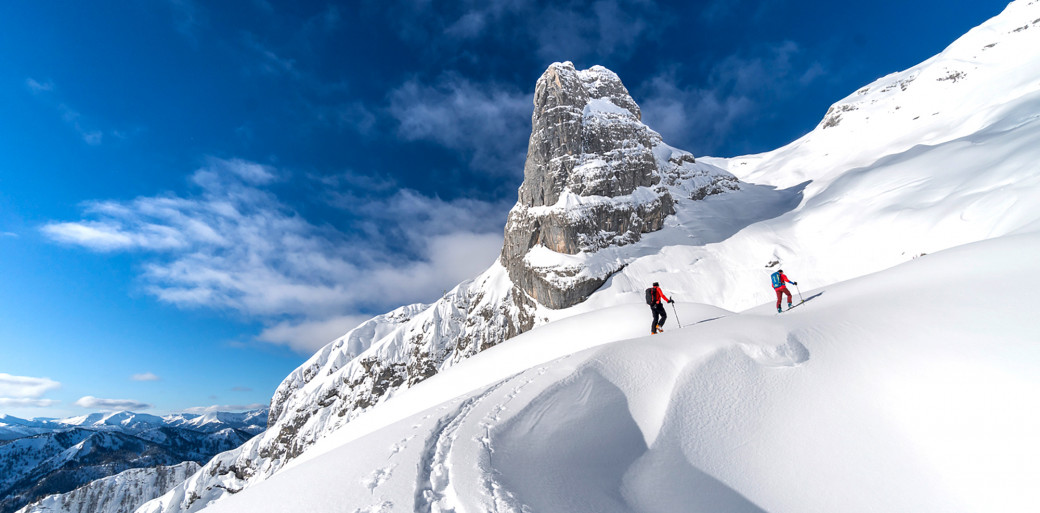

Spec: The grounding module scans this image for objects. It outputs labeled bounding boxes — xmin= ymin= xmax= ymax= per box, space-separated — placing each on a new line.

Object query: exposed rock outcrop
xmin=502 ymin=62 xmax=726 ymax=309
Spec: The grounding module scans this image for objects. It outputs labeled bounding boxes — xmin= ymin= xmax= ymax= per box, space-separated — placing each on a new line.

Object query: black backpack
xmin=645 ymin=287 xmax=654 ymax=305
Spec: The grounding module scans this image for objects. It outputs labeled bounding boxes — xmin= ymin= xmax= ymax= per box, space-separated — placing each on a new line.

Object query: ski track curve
xmin=414 ymin=381 xmax=508 ymax=513
xmin=475 ymin=366 xmax=551 ymax=513
xmin=413 ymin=365 xmax=551 ymax=513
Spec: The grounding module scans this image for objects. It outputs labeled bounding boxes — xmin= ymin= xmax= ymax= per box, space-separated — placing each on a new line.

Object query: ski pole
xmin=795 ymin=284 xmax=804 ymax=303
xmin=671 ymin=301 xmax=682 ymax=328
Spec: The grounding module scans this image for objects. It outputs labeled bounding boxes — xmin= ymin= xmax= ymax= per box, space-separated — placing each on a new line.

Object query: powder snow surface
xmin=199 ymin=234 xmax=1040 ymax=513
xmin=181 ymin=2 xmax=1040 ymax=512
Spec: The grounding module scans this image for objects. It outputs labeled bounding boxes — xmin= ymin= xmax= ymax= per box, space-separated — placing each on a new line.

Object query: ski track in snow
xmin=412 ymin=366 xmax=551 ymax=513
xmin=476 ymin=366 xmax=551 ymax=513
xmin=414 ymin=382 xmax=508 ymax=513
xmin=388 ymin=435 xmax=414 ymax=458
xmin=362 ymin=465 xmax=395 ymax=494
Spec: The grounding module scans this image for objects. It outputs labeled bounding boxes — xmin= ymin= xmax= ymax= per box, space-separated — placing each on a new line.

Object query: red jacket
xmin=653 ymin=286 xmax=670 ymax=304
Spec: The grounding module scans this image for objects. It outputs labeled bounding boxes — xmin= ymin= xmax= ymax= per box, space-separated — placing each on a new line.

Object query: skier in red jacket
xmin=649 ymin=282 xmax=673 ymax=334
xmin=771 ymin=269 xmax=798 ymax=312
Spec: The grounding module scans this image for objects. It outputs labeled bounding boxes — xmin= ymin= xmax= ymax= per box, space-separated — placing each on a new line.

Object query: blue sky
xmin=0 ymin=0 xmax=1009 ymax=418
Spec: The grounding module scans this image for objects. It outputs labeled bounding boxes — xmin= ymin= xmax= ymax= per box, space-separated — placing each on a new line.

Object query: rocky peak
xmin=518 ymin=62 xmax=652 ymax=207
xmin=502 ymin=61 xmax=676 ymax=309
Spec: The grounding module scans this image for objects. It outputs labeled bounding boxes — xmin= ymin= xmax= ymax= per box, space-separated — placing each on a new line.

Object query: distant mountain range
xmin=15 ymin=462 xmax=200 ymax=513
xmin=0 ymin=410 xmax=267 ymax=441
xmin=0 ymin=409 xmax=267 ymax=513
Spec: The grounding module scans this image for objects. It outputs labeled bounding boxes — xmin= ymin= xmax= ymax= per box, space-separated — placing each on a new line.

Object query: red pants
xmin=775 ymin=286 xmax=792 ymax=308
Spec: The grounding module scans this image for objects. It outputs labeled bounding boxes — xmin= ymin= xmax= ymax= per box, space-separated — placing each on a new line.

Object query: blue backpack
xmin=770 ymin=271 xmax=782 ymax=289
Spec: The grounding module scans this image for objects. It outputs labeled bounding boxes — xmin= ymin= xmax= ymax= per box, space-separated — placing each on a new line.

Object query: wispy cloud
xmin=42 ymin=158 xmax=506 ymax=353
xmin=0 ymin=373 xmax=61 ymax=399
xmin=25 ymin=78 xmax=108 ymax=146
xmin=257 ymin=314 xmax=375 ymax=354
xmin=75 ymin=396 xmax=152 ymax=411
xmin=389 ymin=0 xmax=665 ymax=64
xmin=25 ymin=78 xmax=54 ymax=93
xmin=162 ymin=0 xmax=207 ymax=41
xmin=242 ymin=33 xmax=302 ymax=80
xmin=638 ymin=41 xmax=826 ymax=156
xmin=530 ymin=0 xmax=659 ymax=63
xmin=0 ymin=398 xmax=60 ymax=407
xmin=131 ymin=372 xmax=161 ymax=382
xmin=184 ymin=403 xmax=266 ymax=414
xmin=389 ymin=74 xmax=531 ymax=176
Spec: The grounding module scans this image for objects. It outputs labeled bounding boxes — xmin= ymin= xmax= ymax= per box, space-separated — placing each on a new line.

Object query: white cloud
xmin=131 ymin=372 xmax=161 ymax=381
xmin=25 ymin=78 xmax=109 ymax=146
xmin=0 ymin=373 xmax=61 ymax=398
xmin=25 ymin=78 xmax=54 ymax=93
xmin=243 ymin=33 xmax=302 ymax=79
xmin=367 ymin=231 xmax=503 ymax=298
xmin=184 ymin=403 xmax=267 ymax=414
xmin=531 ymin=0 xmax=655 ymax=63
xmin=163 ymin=0 xmax=206 ymax=40
xmin=0 ymin=398 xmax=60 ymax=407
xmin=389 ymin=74 xmax=531 ymax=175
xmin=42 ymin=158 xmax=510 ymax=353
xmin=390 ymin=0 xmax=663 ymax=64
xmin=638 ymin=41 xmax=825 ymax=156
xmin=75 ymin=396 xmax=152 ymax=411
xmin=207 ymin=157 xmax=277 ymax=185
xmin=258 ymin=314 xmax=373 ymax=353
xmin=42 ymin=220 xmax=183 ymax=252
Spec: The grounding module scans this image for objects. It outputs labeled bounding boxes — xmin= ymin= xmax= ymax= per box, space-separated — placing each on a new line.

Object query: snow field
xmin=199 ymin=229 xmax=1040 ymax=513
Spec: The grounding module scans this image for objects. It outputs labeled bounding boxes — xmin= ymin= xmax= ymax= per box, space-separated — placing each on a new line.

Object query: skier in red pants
xmin=771 ymin=269 xmax=798 ymax=312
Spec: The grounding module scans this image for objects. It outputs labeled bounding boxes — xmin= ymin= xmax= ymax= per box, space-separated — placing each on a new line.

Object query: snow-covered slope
xmin=0 ymin=416 xmax=56 ymax=441
xmin=15 ymin=462 xmax=200 ymax=513
xmin=137 ymin=1 xmax=1040 ymax=511
xmin=177 ymin=232 xmax=1040 ymax=513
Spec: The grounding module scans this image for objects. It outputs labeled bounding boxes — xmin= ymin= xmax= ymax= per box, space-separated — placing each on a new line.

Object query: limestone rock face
xmin=502 ymin=62 xmax=676 ymax=309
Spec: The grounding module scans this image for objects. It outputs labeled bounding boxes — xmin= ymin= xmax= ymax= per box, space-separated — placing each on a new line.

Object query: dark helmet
xmin=777 ymin=269 xmax=783 ymax=273
xmin=652 ymin=282 xmax=659 ymax=287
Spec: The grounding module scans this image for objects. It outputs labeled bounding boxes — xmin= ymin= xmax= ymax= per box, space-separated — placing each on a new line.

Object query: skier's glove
xmin=792 ymin=282 xmax=798 ymax=285
xmin=669 ymin=299 xmax=675 ymax=303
